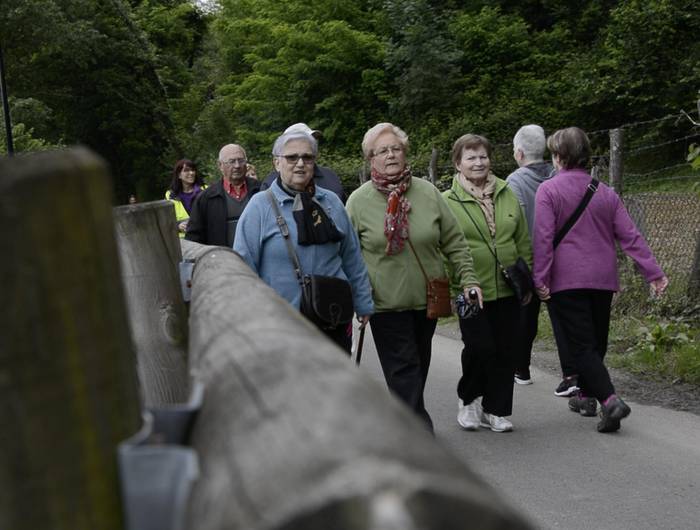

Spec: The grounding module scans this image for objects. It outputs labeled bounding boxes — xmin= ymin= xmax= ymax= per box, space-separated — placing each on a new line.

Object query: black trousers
xmin=546 ymin=289 xmax=615 ymax=402
xmin=515 ymin=297 xmax=540 ymax=374
xmin=370 ymin=310 xmax=437 ymax=430
xmin=458 ymin=296 xmax=519 ymax=417
xmin=545 ymin=303 xmax=577 ymax=377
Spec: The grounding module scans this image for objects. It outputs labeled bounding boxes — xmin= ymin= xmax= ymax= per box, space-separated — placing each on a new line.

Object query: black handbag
xmin=501 ymin=257 xmax=534 ymax=305
xmin=300 ymin=274 xmax=354 ymax=329
xmin=266 ymin=191 xmax=353 ymax=329
xmin=449 ymin=192 xmax=533 ymax=306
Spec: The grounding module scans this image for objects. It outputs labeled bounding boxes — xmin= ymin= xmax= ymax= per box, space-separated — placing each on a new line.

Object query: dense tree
xmin=1 ymin=0 xmax=697 ymax=195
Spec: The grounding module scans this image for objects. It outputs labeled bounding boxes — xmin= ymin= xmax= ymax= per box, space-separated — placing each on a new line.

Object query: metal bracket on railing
xmin=179 ymin=259 xmax=196 ymax=303
xmin=118 ymin=381 xmax=204 ymax=530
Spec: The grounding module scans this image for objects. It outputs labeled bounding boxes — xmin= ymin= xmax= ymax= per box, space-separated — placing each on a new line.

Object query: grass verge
xmin=537 ymin=307 xmax=700 ymax=385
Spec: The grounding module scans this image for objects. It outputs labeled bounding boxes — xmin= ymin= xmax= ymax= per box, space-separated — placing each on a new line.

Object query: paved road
xmin=354 ymin=324 xmax=700 ymax=530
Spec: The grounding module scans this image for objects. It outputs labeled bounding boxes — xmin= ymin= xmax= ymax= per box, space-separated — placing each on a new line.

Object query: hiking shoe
xmin=568 ymin=394 xmax=597 ymax=417
xmin=480 ymin=412 xmax=513 ymax=432
xmin=457 ymin=399 xmax=482 ymax=431
xmin=554 ymin=376 xmax=579 ymax=397
xmin=514 ymin=370 xmax=533 ymax=385
xmin=597 ymin=396 xmax=631 ymax=433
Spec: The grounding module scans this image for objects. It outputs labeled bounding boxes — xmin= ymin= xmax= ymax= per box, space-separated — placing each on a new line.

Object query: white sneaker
xmin=480 ymin=412 xmax=513 ymax=432
xmin=457 ymin=399 xmax=482 ymax=430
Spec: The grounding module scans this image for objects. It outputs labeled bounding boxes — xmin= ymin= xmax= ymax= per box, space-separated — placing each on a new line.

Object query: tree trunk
xmin=113 ymin=200 xmax=189 ymax=407
xmin=181 ymin=240 xmax=532 ymax=530
xmin=0 ymin=148 xmax=141 ymax=530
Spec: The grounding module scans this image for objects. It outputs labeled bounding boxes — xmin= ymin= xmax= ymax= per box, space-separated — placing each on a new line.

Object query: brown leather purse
xmin=408 ymin=240 xmax=452 ymax=319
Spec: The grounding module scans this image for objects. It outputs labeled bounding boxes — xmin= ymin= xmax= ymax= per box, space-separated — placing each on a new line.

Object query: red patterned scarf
xmin=371 ymin=167 xmax=412 ymax=255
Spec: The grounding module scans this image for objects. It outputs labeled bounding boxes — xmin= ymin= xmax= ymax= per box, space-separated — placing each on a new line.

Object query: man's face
xmin=218 ymin=145 xmax=247 ymax=183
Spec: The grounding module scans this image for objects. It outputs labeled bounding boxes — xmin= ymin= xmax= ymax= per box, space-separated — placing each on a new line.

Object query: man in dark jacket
xmin=186 ymin=143 xmax=261 ymax=246
xmin=262 ymin=123 xmax=347 ymax=203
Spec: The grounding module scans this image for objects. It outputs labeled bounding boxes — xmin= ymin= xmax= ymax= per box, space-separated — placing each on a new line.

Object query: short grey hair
xmin=272 ymin=131 xmax=318 ymax=157
xmin=513 ymin=124 xmax=546 ymax=162
xmin=361 ymin=122 xmax=409 ymax=160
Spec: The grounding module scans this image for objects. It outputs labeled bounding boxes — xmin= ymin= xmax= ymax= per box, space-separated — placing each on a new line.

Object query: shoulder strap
xmin=407 ymin=240 xmax=429 ymax=283
xmin=448 ymin=192 xmax=505 ymax=270
xmin=553 ymin=179 xmax=599 ymax=249
xmin=266 ymin=190 xmax=304 ymax=284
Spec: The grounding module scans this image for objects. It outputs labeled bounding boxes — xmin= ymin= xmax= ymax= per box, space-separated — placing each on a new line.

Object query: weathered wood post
xmin=689 ymin=231 xmax=700 ymax=300
xmin=428 ymin=147 xmax=439 ymax=184
xmin=113 ymin=200 xmax=189 ymax=407
xmin=609 ymin=128 xmax=624 ymax=195
xmin=180 ymin=239 xmax=532 ymax=530
xmin=0 ymin=148 xmax=141 ymax=530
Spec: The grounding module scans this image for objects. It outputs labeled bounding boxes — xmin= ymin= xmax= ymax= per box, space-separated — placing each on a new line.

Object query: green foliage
xmin=689 ymin=144 xmax=700 ymax=171
xmin=608 ymin=317 xmax=700 ymax=384
xmin=3 ymin=0 xmax=699 ymax=201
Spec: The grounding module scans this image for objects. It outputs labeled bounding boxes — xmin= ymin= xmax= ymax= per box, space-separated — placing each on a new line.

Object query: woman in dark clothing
xmin=165 ymin=159 xmax=206 ymax=236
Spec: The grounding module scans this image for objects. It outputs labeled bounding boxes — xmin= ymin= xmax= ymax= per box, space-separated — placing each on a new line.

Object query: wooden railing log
xmin=0 ymin=148 xmax=141 ymax=530
xmin=181 ymin=239 xmax=532 ymax=530
xmin=113 ymin=200 xmax=189 ymax=406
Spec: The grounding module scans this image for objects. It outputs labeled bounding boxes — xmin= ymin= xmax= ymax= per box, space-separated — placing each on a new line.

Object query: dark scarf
xmin=371 ymin=167 xmax=412 ymax=255
xmin=276 ymin=177 xmax=343 ymax=246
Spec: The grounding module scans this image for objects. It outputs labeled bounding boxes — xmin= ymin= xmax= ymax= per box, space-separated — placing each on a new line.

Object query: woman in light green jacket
xmin=347 ymin=123 xmax=481 ymax=432
xmin=443 ymin=134 xmax=532 ymax=433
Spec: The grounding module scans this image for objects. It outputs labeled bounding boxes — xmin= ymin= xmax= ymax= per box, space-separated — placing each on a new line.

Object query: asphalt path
xmin=353 ymin=323 xmax=700 ymax=530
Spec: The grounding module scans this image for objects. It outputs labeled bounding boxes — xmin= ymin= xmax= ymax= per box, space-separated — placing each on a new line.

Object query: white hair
xmin=361 ymin=123 xmax=409 ymax=160
xmin=513 ymin=124 xmax=546 ymax=162
xmin=272 ymin=131 xmax=318 ymax=156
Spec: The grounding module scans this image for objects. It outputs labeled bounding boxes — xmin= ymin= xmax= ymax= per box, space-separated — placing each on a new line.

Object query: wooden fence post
xmin=113 ymin=200 xmax=189 ymax=407
xmin=0 ymin=148 xmax=141 ymax=530
xmin=609 ymin=128 xmax=624 ymax=195
xmin=428 ymin=147 xmax=438 ymax=184
xmin=180 ymin=239 xmax=532 ymax=530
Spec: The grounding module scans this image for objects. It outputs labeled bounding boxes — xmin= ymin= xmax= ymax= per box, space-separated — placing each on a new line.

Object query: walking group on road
xmin=164 ymin=121 xmax=668 ymax=436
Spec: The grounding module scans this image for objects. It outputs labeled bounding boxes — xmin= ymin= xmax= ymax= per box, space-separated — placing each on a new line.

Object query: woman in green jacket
xmin=444 ymin=134 xmax=532 ymax=433
xmin=165 ymin=159 xmax=206 ymax=237
xmin=347 ymin=123 xmax=481 ymax=432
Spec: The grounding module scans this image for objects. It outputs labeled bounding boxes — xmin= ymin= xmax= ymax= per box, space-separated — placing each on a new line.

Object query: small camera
xmin=456 ymin=289 xmax=480 ymax=319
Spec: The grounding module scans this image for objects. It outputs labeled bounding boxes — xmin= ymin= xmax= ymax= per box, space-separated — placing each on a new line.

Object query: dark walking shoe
xmin=514 ymin=369 xmax=532 ymax=385
xmin=568 ymin=394 xmax=597 ymax=416
xmin=554 ymin=375 xmax=579 ymax=397
xmin=597 ymin=396 xmax=631 ymax=433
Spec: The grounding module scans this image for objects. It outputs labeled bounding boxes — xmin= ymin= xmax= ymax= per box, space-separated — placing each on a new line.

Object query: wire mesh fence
xmin=615 ymin=192 xmax=700 ymax=315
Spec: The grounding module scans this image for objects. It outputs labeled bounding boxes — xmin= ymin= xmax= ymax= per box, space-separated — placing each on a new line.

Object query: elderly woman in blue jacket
xmin=234 ymin=130 xmax=373 ymax=351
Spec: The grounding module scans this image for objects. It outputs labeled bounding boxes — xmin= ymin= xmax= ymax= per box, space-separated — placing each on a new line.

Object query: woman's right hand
xmin=536 ymin=285 xmax=551 ymax=301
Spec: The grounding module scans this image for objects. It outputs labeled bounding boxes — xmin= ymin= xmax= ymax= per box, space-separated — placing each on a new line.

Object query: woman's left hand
xmin=178 ymin=221 xmax=188 ymax=233
xmin=357 ymin=315 xmax=370 ymax=329
xmin=536 ymin=285 xmax=550 ymax=301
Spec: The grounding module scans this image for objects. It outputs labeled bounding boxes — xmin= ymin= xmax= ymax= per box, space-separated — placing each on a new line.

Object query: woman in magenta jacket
xmin=533 ymin=127 xmax=668 ymax=433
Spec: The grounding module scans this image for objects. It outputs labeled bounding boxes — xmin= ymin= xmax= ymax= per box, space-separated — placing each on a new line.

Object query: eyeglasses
xmin=279 ymin=153 xmax=315 ymax=165
xmin=220 ymin=158 xmax=247 ymax=166
xmin=373 ymin=145 xmax=403 ymax=157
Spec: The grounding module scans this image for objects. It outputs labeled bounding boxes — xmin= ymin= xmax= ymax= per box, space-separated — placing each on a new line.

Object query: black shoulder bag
xmin=266 ymin=190 xmax=353 ymax=329
xmin=449 ymin=192 xmax=533 ymax=305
